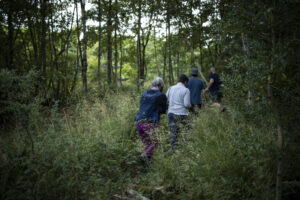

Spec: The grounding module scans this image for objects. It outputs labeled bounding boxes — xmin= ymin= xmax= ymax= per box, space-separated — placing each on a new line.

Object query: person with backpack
xmin=187 ymin=68 xmax=205 ymax=113
xmin=166 ymin=74 xmax=191 ymax=153
xmin=134 ymin=77 xmax=168 ymax=160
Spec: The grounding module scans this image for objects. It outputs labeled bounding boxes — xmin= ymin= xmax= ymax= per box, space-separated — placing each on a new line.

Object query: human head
xmin=178 ymin=74 xmax=189 ymax=85
xmin=210 ymin=67 xmax=216 ymax=74
xmin=152 ymin=77 xmax=164 ymax=91
xmin=190 ymin=68 xmax=198 ymax=77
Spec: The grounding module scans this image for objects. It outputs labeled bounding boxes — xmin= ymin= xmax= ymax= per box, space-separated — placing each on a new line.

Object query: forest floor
xmin=0 ymin=88 xmax=276 ymax=200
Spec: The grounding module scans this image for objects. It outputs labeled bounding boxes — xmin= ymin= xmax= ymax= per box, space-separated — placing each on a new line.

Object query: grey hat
xmin=190 ymin=68 xmax=198 ymax=76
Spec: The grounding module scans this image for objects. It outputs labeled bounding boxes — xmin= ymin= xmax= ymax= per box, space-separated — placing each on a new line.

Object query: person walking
xmin=166 ymin=74 xmax=191 ymax=153
xmin=134 ymin=77 xmax=168 ymax=160
xmin=187 ymin=68 xmax=205 ymax=113
xmin=204 ymin=67 xmax=225 ymax=112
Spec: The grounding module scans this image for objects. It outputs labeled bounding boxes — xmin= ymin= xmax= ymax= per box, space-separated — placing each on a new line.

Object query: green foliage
xmin=0 ymin=90 xmax=141 ymax=200
xmin=0 ymin=69 xmax=39 ymax=129
xmin=137 ymin=108 xmax=276 ymax=200
xmin=0 ymin=90 xmax=278 ymax=200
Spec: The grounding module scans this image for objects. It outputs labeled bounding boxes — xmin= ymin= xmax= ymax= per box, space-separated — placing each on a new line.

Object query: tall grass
xmin=0 ymin=89 xmax=276 ymax=200
xmin=138 ymin=107 xmax=276 ymax=200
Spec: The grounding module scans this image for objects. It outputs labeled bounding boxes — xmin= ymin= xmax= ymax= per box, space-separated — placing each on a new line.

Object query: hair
xmin=178 ymin=74 xmax=189 ymax=83
xmin=192 ymin=74 xmax=198 ymax=77
xmin=152 ymin=77 xmax=164 ymax=90
xmin=210 ymin=67 xmax=216 ymax=73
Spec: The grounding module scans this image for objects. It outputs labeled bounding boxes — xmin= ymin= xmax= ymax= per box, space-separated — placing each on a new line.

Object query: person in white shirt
xmin=166 ymin=74 xmax=191 ymax=153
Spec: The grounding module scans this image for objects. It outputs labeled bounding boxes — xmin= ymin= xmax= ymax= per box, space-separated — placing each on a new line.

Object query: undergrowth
xmin=0 ymin=88 xmax=277 ymax=200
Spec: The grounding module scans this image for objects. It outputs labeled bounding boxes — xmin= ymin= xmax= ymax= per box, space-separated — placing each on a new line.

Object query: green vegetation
xmin=1 ymin=89 xmax=278 ymax=200
xmin=1 ymin=0 xmax=300 ymax=199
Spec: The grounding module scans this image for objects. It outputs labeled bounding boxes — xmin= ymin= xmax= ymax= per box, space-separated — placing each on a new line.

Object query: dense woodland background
xmin=0 ymin=0 xmax=300 ymax=199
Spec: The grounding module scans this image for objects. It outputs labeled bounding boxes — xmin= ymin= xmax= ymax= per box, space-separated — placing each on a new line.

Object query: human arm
xmin=157 ymin=94 xmax=168 ymax=114
xmin=166 ymin=88 xmax=170 ymax=101
xmin=204 ymin=78 xmax=214 ymax=93
xmin=184 ymin=89 xmax=191 ymax=108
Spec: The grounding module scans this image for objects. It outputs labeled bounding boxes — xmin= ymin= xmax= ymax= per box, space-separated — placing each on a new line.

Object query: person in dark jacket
xmin=204 ymin=67 xmax=222 ymax=103
xmin=134 ymin=77 xmax=167 ymax=159
xmin=204 ymin=67 xmax=226 ymax=112
xmin=187 ymin=68 xmax=205 ymax=113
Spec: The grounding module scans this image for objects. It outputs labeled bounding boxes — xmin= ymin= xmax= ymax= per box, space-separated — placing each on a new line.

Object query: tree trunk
xmin=7 ymin=2 xmax=14 ymax=69
xmin=80 ymin=0 xmax=88 ymax=93
xmin=198 ymin=3 xmax=204 ymax=83
xmin=191 ymin=45 xmax=207 ymax=85
xmin=167 ymin=11 xmax=174 ymax=85
xmin=119 ymin=34 xmax=123 ymax=85
xmin=207 ymin=42 xmax=215 ymax=66
xmin=114 ymin=0 xmax=118 ymax=85
xmin=97 ymin=0 xmax=102 ymax=86
xmin=71 ymin=45 xmax=79 ymax=93
xmin=269 ymin=6 xmax=283 ymax=200
xmin=27 ymin=15 xmax=38 ymax=65
xmin=136 ymin=0 xmax=141 ymax=91
xmin=153 ymin=26 xmax=161 ymax=77
xmin=163 ymin=25 xmax=167 ymax=83
xmin=241 ymin=33 xmax=253 ymax=105
xmin=40 ymin=0 xmax=47 ymax=83
xmin=107 ymin=0 xmax=113 ymax=84
xmin=176 ymin=47 xmax=180 ymax=80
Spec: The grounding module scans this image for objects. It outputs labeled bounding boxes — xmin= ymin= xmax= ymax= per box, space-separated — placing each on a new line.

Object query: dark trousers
xmin=168 ymin=113 xmax=188 ymax=153
xmin=190 ymin=104 xmax=202 ymax=114
xmin=210 ymin=90 xmax=223 ymax=103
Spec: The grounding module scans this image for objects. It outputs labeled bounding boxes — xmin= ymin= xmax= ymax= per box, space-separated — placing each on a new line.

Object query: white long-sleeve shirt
xmin=166 ymin=82 xmax=191 ymax=115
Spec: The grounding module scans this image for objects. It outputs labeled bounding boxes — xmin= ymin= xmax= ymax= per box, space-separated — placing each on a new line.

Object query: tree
xmin=80 ymin=0 xmax=88 ymax=93
xmin=97 ymin=0 xmax=102 ymax=86
xmin=114 ymin=0 xmax=119 ymax=84
xmin=136 ymin=0 xmax=141 ymax=90
xmin=107 ymin=0 xmax=113 ymax=84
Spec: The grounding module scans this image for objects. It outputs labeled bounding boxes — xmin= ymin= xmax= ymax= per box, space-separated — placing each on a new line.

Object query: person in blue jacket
xmin=134 ymin=77 xmax=168 ymax=159
xmin=187 ymin=68 xmax=205 ymax=113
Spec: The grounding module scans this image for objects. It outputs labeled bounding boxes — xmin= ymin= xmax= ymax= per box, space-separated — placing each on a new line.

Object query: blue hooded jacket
xmin=134 ymin=89 xmax=167 ymax=123
xmin=187 ymin=77 xmax=205 ymax=104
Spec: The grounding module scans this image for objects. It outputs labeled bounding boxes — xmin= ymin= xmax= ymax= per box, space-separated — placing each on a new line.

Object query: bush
xmin=0 ymin=69 xmax=38 ymax=130
xmin=0 ymin=90 xmax=141 ymax=200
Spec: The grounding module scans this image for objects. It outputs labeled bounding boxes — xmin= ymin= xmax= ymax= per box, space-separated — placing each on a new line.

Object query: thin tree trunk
xmin=97 ymin=0 xmax=102 ymax=86
xmin=71 ymin=45 xmax=79 ymax=93
xmin=47 ymin=17 xmax=53 ymax=91
xmin=119 ymin=34 xmax=123 ymax=85
xmin=114 ymin=0 xmax=118 ymax=85
xmin=198 ymin=2 xmax=204 ymax=83
xmin=176 ymin=47 xmax=180 ymax=80
xmin=153 ymin=26 xmax=161 ymax=77
xmin=163 ymin=25 xmax=167 ymax=83
xmin=167 ymin=11 xmax=173 ymax=85
xmin=136 ymin=0 xmax=141 ymax=91
xmin=141 ymin=19 xmax=153 ymax=84
xmin=107 ymin=0 xmax=113 ymax=84
xmin=49 ymin=4 xmax=60 ymax=97
xmin=207 ymin=42 xmax=215 ymax=66
xmin=7 ymin=3 xmax=14 ymax=69
xmin=63 ymin=7 xmax=75 ymax=96
xmin=241 ymin=33 xmax=253 ymax=105
xmin=191 ymin=45 xmax=207 ymax=85
xmin=270 ymin=6 xmax=283 ymax=200
xmin=40 ymin=0 xmax=47 ymax=83
xmin=80 ymin=0 xmax=88 ymax=93
xmin=27 ymin=18 xmax=38 ymax=64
